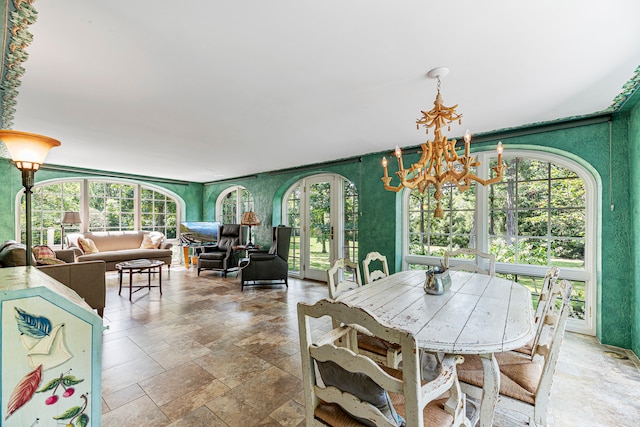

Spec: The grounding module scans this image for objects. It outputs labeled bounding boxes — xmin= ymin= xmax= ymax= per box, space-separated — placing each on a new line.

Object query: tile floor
xmin=101 ymin=266 xmax=640 ymax=426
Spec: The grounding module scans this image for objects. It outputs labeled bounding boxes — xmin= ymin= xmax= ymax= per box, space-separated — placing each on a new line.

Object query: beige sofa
xmin=66 ymin=231 xmax=173 ymax=271
xmin=0 ymin=241 xmax=106 ymax=316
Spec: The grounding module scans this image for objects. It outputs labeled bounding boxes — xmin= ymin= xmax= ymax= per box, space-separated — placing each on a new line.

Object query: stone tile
xmin=160 ymin=378 xmax=229 ymax=422
xmin=139 ymin=361 xmax=216 ymax=407
xmin=194 ymin=346 xmax=274 ymax=389
xmin=102 ymin=336 xmax=147 ymax=370
xmin=149 ymin=338 xmax=212 ymax=369
xmin=102 ymin=355 xmax=165 ymax=396
xmin=268 ymin=399 xmax=306 ymax=427
xmin=206 ymin=366 xmax=301 ymax=426
xmin=102 ymin=395 xmax=170 ymax=427
xmin=165 ymin=406 xmax=229 ymax=427
xmin=103 ymin=383 xmax=146 ymax=410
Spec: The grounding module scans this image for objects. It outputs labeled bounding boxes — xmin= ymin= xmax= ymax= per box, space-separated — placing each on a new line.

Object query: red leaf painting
xmin=5 ymin=364 xmax=43 ymax=420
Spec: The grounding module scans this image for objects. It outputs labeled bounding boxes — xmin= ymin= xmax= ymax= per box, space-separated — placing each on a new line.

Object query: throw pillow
xmin=140 ymin=232 xmax=163 ymax=249
xmin=316 ymin=360 xmax=405 ymax=427
xmin=32 ymin=245 xmax=56 ymax=260
xmin=78 ymin=237 xmax=99 ymax=254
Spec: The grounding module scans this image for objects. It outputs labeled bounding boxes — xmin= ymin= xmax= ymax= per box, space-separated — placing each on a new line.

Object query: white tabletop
xmin=336 ymin=269 xmax=535 ymax=426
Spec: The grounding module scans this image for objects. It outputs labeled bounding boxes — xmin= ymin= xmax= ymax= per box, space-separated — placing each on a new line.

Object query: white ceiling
xmin=11 ymin=0 xmax=640 ymax=183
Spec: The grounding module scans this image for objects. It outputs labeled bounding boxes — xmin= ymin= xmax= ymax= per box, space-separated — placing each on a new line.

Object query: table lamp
xmin=241 ymin=211 xmax=260 ymax=247
xmin=61 ymin=211 xmax=81 ymax=249
xmin=0 ymin=130 xmax=61 ymax=266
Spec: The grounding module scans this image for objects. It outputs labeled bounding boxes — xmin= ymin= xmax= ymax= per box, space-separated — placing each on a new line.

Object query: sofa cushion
xmin=33 ymin=245 xmax=56 ymax=260
xmin=78 ymin=237 xmax=99 ymax=254
xmin=140 ymin=231 xmax=163 ymax=249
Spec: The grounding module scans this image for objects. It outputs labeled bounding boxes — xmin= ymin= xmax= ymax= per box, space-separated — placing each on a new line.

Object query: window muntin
xmin=18 ymin=179 xmax=181 ymax=245
xmin=343 ymin=180 xmax=358 ymax=262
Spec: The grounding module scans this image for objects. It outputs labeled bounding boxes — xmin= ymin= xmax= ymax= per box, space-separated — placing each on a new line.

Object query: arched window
xmin=404 ymin=150 xmax=595 ymax=335
xmin=16 ymin=178 xmax=182 ymax=245
xmin=216 ymin=186 xmax=254 ymax=224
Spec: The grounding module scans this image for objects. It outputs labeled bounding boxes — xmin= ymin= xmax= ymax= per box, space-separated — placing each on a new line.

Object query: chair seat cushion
xmin=357 ymin=333 xmax=401 ymax=356
xmin=457 ymin=352 xmax=542 ymax=405
xmin=199 ymin=252 xmax=226 ymax=260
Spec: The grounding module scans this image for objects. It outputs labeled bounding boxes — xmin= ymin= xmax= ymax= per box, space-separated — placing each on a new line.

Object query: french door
xmin=284 ymin=174 xmax=358 ymax=282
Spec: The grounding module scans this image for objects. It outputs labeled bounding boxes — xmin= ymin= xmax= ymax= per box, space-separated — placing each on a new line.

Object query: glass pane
xmin=517 ymin=238 xmax=548 ymax=265
xmin=551 ymin=177 xmax=585 ymax=208
xmin=309 ymin=182 xmax=331 ymax=271
xmin=551 ymin=239 xmax=584 ymax=265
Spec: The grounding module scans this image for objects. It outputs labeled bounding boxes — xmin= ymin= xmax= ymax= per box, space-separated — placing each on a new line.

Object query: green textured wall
xmin=0 ymin=111 xmax=637 ymax=350
xmin=0 ymin=158 xmax=204 ymax=242
xmin=203 ymin=118 xmax=634 ymax=349
xmin=629 ymin=99 xmax=640 ymax=356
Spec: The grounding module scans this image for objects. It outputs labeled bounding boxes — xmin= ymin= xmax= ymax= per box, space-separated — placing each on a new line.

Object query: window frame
xmin=215 ymin=185 xmax=254 ymax=224
xmin=402 ymin=149 xmax=597 ymax=335
xmin=15 ymin=177 xmax=183 ymax=245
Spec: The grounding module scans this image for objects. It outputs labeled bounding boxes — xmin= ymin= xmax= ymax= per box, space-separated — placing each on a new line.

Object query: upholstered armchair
xmin=239 ymin=225 xmax=292 ymax=289
xmin=197 ymin=224 xmax=242 ymax=277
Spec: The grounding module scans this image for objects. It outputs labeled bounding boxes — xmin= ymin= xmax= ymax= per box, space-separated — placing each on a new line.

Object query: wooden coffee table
xmin=116 ymin=259 xmax=165 ymax=301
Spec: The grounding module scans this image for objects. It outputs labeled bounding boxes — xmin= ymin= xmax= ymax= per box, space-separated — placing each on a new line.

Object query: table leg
xmin=148 ymin=267 xmax=151 ymax=290
xmin=183 ymin=246 xmax=190 ymax=268
xmin=479 ymin=353 xmax=500 ymax=427
xmin=129 ymin=270 xmax=134 ymax=301
xmin=159 ymin=265 xmax=163 ymax=295
xmin=118 ymin=269 xmax=123 ymax=295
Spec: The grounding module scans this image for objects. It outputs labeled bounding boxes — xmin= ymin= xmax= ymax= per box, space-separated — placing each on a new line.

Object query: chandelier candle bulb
xmin=497 ymin=141 xmax=503 ymax=163
xmin=464 ymin=129 xmax=471 ymax=157
xmin=382 ymin=157 xmax=389 ymax=178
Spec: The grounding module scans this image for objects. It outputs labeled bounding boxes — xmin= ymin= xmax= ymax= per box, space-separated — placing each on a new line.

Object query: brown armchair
xmin=239 ymin=225 xmax=291 ymax=289
xmin=197 ymin=224 xmax=242 ymax=277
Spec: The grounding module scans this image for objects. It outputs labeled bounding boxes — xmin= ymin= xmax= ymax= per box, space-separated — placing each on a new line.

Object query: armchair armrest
xmin=160 ymin=241 xmax=173 ymax=250
xmin=54 ymin=248 xmax=82 ymax=263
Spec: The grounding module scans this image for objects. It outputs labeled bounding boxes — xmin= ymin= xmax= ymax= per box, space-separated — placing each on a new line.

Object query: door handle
xmin=330 ymin=226 xmax=334 ymax=240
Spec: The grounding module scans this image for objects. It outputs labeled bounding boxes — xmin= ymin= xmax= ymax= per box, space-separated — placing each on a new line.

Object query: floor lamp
xmin=1 ymin=130 xmax=61 ymax=266
xmin=61 ymin=211 xmax=81 ymax=249
xmin=241 ymin=211 xmax=260 ymax=247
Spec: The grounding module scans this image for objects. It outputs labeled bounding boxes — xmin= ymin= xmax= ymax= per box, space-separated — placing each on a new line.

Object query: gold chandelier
xmin=381 ymin=67 xmax=505 ymax=218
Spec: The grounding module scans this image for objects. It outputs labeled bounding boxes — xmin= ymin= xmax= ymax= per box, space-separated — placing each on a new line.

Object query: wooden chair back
xmin=444 ymin=248 xmax=496 ymax=276
xmin=327 ymin=258 xmax=361 ymax=299
xmin=362 ymin=251 xmax=390 ymax=284
xmin=298 ymin=299 xmax=471 ymax=426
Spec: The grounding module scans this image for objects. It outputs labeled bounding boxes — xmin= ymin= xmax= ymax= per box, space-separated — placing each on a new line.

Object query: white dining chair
xmin=298 ymin=298 xmax=472 ymax=427
xmin=457 ymin=279 xmax=573 ymax=427
xmin=444 ymin=247 xmax=496 ymax=276
xmin=514 ymin=266 xmax=560 ymax=357
xmin=327 ymin=258 xmax=402 ymax=369
xmin=362 ymin=251 xmax=390 ymax=284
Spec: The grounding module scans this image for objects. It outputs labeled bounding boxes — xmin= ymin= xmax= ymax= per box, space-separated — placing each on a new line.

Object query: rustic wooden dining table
xmin=335 ymin=269 xmax=535 ymax=427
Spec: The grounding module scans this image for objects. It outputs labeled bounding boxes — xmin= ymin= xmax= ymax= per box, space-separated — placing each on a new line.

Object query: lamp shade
xmin=241 ymin=211 xmax=260 ymax=226
xmin=0 ymin=130 xmax=61 ymax=170
xmin=62 ymin=211 xmax=81 ymax=225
